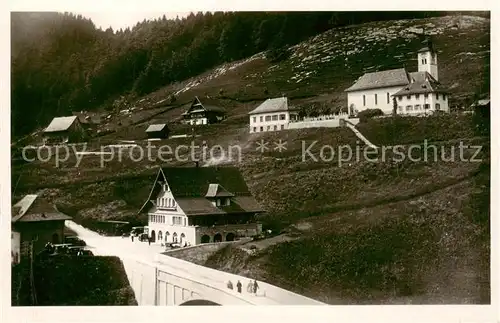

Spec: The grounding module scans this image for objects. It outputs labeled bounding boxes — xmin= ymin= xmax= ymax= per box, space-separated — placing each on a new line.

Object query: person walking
xmin=236 ymin=280 xmax=242 ymax=293
xmin=131 ymin=235 xmax=134 ymax=242
xmin=227 ymin=280 xmax=233 ymax=290
xmin=148 ymin=237 xmax=151 ymax=246
xmin=253 ymin=280 xmax=259 ymax=295
xmin=247 ymin=280 xmax=253 ymax=293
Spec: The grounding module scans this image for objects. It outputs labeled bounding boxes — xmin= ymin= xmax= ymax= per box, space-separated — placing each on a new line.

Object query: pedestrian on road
xmin=131 ymin=235 xmax=134 ymax=242
xmin=247 ymin=280 xmax=253 ymax=293
xmin=227 ymin=281 xmax=233 ymax=290
xmin=253 ymin=280 xmax=259 ymax=294
xmin=148 ymin=237 xmax=151 ymax=245
xmin=236 ymin=280 xmax=242 ymax=293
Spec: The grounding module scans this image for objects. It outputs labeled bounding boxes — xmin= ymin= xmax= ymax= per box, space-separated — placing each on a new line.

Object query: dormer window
xmin=216 ymin=199 xmax=221 ymax=207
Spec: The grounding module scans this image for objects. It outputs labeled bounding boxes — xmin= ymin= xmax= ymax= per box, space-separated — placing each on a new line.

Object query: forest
xmin=11 ymin=11 xmax=483 ymax=138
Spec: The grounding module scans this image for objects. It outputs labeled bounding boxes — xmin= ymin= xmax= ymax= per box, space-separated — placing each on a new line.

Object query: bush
xmin=12 ymin=256 xmax=137 ymax=306
xmin=358 ymin=108 xmax=384 ymax=123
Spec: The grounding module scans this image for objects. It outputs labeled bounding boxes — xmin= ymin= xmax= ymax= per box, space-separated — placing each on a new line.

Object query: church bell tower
xmin=417 ymin=37 xmax=438 ymax=81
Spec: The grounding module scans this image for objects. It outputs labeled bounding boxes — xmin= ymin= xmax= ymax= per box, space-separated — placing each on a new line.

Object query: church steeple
xmin=417 ymin=36 xmax=438 ymax=81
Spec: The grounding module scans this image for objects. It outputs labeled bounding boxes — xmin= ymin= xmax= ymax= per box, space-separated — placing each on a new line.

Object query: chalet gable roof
xmin=146 ymin=124 xmax=169 ymax=133
xmin=44 ymin=116 xmax=79 ymax=133
xmin=183 ymin=96 xmax=225 ymax=116
xmin=205 ymin=183 xmax=235 ymax=198
xmin=392 ymin=71 xmax=447 ymax=96
xmin=138 ymin=166 xmax=264 ymax=216
xmin=248 ymin=97 xmax=292 ymax=115
xmin=12 ymin=194 xmax=72 ymax=223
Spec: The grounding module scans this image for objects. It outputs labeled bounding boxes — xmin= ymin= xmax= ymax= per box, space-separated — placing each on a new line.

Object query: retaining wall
xmin=166 ymin=239 xmax=251 ymax=265
xmin=288 ymin=118 xmax=360 ymax=129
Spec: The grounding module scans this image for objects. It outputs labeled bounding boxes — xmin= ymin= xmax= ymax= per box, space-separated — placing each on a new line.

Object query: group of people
xmin=227 ymin=279 xmax=260 ymax=295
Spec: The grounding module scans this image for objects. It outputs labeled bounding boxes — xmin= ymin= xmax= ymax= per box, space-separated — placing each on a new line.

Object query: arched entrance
xmin=51 ymin=233 xmax=60 ymax=244
xmin=150 ymin=230 xmax=156 ymax=242
xmin=179 ymin=299 xmax=221 ymax=306
xmin=225 ymin=233 xmax=235 ymax=242
xmin=172 ymin=232 xmax=178 ymax=243
xmin=158 ymin=231 xmax=163 ymax=241
xmin=165 ymin=231 xmax=170 ymax=243
xmin=213 ymin=233 xmax=222 ymax=243
xmin=180 ymin=233 xmax=186 ymax=244
xmin=201 ymin=235 xmax=210 ymax=243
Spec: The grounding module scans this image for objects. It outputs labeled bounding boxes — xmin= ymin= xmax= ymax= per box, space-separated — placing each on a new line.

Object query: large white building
xmin=139 ymin=167 xmax=264 ymax=246
xmin=248 ymin=97 xmax=299 ymax=133
xmin=345 ymin=38 xmax=449 ymax=115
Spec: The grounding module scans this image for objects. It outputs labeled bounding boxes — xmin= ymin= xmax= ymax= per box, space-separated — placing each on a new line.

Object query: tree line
xmin=12 ymin=11 xmax=455 ymax=138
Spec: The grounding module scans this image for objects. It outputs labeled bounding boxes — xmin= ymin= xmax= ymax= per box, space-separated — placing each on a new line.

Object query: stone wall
xmin=288 ymin=118 xmax=359 ymax=129
xmin=166 ymin=239 xmax=250 ymax=265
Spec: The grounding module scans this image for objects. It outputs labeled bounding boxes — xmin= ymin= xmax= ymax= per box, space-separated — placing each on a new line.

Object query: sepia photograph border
xmin=1 ymin=0 xmax=498 ymax=322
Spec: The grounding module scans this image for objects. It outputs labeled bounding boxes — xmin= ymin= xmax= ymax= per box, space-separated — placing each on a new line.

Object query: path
xmin=344 ymin=120 xmax=378 ymax=149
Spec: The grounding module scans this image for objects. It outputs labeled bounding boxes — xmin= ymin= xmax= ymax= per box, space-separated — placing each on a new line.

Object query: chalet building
xmin=182 ymin=96 xmax=226 ymax=126
xmin=12 ymin=194 xmax=72 ymax=263
xmin=248 ymin=97 xmax=299 ymax=133
xmin=146 ymin=123 xmax=170 ymax=139
xmin=139 ymin=166 xmax=264 ymax=246
xmin=345 ymin=38 xmax=449 ymax=115
xmin=43 ymin=116 xmax=86 ymax=145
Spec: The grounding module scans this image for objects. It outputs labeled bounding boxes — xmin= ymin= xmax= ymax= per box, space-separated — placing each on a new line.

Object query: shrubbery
xmin=357 ymin=109 xmax=384 ymax=123
xmin=12 ymin=256 xmax=137 ymax=306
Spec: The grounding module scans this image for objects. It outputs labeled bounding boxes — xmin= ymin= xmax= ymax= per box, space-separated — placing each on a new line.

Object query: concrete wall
xmin=155 ymin=253 xmax=325 ymax=305
xmin=288 ymin=118 xmax=359 ymax=129
xmin=165 ymin=239 xmax=251 ymax=265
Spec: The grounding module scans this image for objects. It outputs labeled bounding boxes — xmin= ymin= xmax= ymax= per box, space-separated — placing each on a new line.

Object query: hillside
xmin=11 ymin=13 xmax=490 ymax=304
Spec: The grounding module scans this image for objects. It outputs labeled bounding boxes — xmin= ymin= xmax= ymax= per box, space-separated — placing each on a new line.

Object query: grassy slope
xmin=12 ymin=256 xmax=137 ymax=306
xmin=205 ymin=162 xmax=489 ymax=304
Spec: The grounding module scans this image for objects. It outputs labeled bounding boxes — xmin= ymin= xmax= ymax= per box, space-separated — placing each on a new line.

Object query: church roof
xmin=344 ymin=68 xmax=410 ymax=92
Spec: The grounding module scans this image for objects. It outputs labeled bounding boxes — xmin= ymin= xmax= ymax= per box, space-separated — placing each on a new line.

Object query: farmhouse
xmin=139 ymin=166 xmax=264 ymax=246
xmin=145 ymin=123 xmax=170 ymax=139
xmin=248 ymin=97 xmax=299 ymax=133
xmin=345 ymin=38 xmax=449 ymax=115
xmin=181 ymin=96 xmax=226 ymax=126
xmin=12 ymin=194 xmax=72 ymax=263
xmin=43 ymin=116 xmax=86 ymax=145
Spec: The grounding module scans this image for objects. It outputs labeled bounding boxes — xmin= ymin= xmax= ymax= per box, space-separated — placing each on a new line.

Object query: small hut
xmin=146 ymin=124 xmax=169 ymax=139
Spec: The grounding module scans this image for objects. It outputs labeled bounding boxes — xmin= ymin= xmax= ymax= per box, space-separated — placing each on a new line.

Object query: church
xmin=345 ymin=38 xmax=449 ymax=115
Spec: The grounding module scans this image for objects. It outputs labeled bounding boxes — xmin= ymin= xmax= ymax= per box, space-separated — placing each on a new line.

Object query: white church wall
xmin=347 ymin=85 xmax=404 ymax=114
